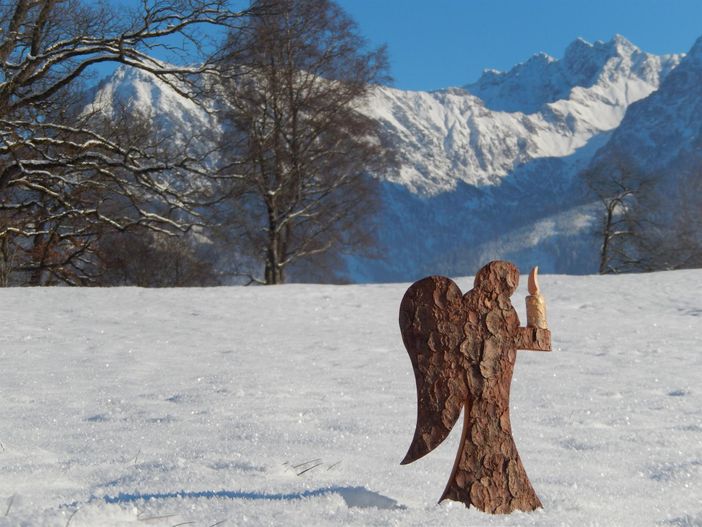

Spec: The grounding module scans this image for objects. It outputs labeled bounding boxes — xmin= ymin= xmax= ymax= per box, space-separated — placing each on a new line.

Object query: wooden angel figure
xmin=399 ymin=260 xmax=551 ymax=514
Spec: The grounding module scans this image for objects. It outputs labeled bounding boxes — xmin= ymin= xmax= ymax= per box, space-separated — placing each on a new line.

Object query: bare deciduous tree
xmin=584 ymin=155 xmax=653 ymax=274
xmin=584 ymin=152 xmax=702 ymax=273
xmin=214 ymin=0 xmax=393 ymax=284
xmin=0 ymin=0 xmax=251 ymax=284
xmin=595 ymin=183 xmax=638 ymax=274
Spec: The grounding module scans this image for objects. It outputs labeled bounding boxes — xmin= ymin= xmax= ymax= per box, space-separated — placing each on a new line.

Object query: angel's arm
xmin=518 ymin=267 xmax=552 ymax=351
xmin=516 ymin=327 xmax=551 ymax=351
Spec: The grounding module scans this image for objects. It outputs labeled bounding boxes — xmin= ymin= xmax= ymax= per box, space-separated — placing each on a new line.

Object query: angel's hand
xmin=516 ymin=326 xmax=551 ymax=351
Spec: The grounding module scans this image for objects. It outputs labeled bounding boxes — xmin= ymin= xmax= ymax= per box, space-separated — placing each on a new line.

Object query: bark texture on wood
xmin=399 ymin=260 xmax=552 ymax=514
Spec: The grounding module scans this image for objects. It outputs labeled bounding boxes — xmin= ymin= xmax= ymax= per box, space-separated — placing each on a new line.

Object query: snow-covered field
xmin=0 ymin=270 xmax=700 ymax=526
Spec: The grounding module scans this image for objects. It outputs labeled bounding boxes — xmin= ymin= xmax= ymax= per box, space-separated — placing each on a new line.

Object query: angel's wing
xmin=399 ymin=276 xmax=469 ymax=465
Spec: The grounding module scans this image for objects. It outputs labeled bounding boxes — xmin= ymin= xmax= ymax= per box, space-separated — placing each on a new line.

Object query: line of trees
xmin=585 ymin=154 xmax=702 ymax=274
xmin=0 ymin=0 xmax=393 ymax=286
xmin=0 ymin=0 xmax=250 ymax=285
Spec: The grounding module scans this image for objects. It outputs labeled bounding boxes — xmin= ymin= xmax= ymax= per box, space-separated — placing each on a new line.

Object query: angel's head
xmin=474 ymin=260 xmax=519 ymax=296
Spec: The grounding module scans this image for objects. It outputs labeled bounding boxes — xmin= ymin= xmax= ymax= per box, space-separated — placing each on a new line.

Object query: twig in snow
xmin=208 ymin=520 xmax=227 ymax=527
xmin=137 ymin=511 xmax=177 ymax=522
xmin=133 ymin=449 xmax=142 ymax=465
xmin=327 ymin=460 xmax=342 ymax=471
xmin=171 ymin=522 xmax=195 ymax=527
xmin=297 ymin=462 xmax=324 ymax=476
xmin=4 ymin=494 xmax=14 ymax=517
xmin=292 ymin=458 xmax=321 ymax=469
xmin=65 ymin=508 xmax=80 ymax=527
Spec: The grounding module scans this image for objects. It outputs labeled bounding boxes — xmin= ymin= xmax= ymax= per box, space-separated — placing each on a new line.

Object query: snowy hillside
xmin=0 ymin=270 xmax=700 ymax=526
xmin=85 ymin=35 xmax=691 ymax=282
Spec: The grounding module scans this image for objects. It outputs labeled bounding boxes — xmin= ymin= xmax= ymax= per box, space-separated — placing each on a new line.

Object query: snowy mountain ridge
xmin=592 ymin=33 xmax=702 ymax=172
xmin=369 ymin=35 xmax=681 ymax=195
xmin=576 ymin=35 xmax=702 ymax=270
xmin=350 ymin=35 xmax=694 ymax=281
xmin=84 ymin=66 xmax=228 ymax=175
xmin=85 ymin=35 xmax=697 ymax=282
xmin=466 ymin=35 xmax=679 ymax=114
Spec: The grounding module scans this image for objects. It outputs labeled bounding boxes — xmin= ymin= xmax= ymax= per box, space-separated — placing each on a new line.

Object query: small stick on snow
xmin=297 ymin=462 xmax=324 ymax=476
xmin=138 ymin=512 xmax=177 ymax=522
xmin=292 ymin=458 xmax=322 ymax=469
xmin=65 ymin=508 xmax=80 ymax=527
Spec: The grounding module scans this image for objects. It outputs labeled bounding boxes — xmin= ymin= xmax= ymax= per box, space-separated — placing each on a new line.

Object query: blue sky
xmin=90 ymin=0 xmax=702 ymax=91
xmin=336 ymin=0 xmax=702 ymax=91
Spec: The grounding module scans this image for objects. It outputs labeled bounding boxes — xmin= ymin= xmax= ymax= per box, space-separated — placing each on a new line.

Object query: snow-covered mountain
xmin=85 ymin=67 xmax=220 ymax=159
xmin=86 ymin=35 xmax=691 ymax=282
xmin=576 ymin=36 xmax=702 ymax=270
xmin=585 ymin=35 xmax=702 ymax=181
xmin=353 ymin=35 xmax=682 ymax=281
xmin=465 ymin=35 xmax=678 ymax=114
xmin=365 ymin=35 xmax=679 ymax=196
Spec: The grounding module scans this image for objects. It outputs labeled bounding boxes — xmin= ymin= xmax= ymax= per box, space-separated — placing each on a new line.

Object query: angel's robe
xmin=399 ymin=261 xmax=551 ymax=514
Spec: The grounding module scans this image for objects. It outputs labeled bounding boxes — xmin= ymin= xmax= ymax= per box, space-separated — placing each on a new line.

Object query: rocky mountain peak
xmin=685 ymin=34 xmax=702 ymax=64
xmin=464 ymin=35 xmax=660 ymax=114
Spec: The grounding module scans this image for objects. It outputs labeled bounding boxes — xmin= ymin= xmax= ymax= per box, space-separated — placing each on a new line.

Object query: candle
xmin=526 ymin=266 xmax=548 ymax=329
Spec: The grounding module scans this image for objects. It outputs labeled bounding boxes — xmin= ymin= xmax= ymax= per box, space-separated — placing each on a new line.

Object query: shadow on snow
xmin=102 ymin=485 xmax=405 ymax=510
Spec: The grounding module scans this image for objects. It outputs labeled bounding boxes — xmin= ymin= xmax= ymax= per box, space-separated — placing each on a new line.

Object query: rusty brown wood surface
xmin=399 ymin=260 xmax=552 ymax=514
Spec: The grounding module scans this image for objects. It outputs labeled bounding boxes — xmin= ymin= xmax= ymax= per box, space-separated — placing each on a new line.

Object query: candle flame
xmin=528 ymin=266 xmax=540 ymax=296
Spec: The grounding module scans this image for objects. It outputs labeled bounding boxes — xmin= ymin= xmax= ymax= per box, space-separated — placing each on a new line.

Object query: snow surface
xmin=0 ymin=270 xmax=700 ymax=526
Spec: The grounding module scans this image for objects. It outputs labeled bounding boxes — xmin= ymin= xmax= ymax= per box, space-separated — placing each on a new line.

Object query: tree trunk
xmin=599 ymin=201 xmax=615 ymax=274
xmin=264 ymin=205 xmax=283 ymax=285
xmin=264 ymin=249 xmax=282 ymax=284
